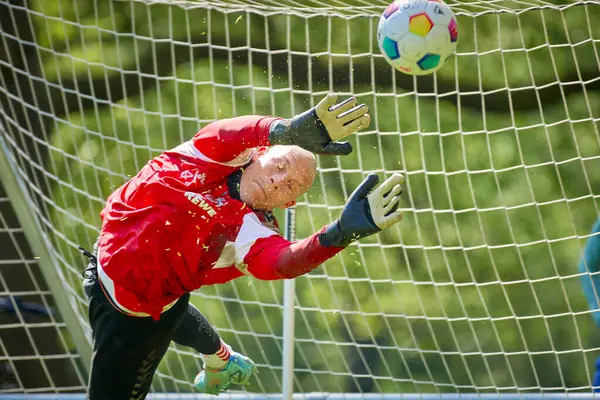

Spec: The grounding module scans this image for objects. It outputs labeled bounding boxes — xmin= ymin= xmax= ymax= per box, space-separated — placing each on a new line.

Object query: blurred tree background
xmin=1 ymin=0 xmax=600 ymax=395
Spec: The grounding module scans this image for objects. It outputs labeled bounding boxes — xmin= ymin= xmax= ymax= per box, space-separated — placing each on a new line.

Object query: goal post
xmin=0 ymin=0 xmax=600 ymax=397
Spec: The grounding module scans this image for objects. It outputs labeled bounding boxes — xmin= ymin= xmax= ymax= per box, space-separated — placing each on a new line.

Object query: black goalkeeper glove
xmin=319 ymin=173 xmax=405 ymax=248
xmin=268 ymin=93 xmax=371 ymax=156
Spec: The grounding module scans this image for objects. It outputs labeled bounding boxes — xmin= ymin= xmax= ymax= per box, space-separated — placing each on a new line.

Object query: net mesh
xmin=1 ymin=0 xmax=600 ymax=395
xmin=0 ymin=182 xmax=86 ymax=394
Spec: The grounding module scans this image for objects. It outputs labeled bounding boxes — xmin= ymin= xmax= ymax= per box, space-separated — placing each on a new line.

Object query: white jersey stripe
xmin=234 ymin=213 xmax=280 ymax=275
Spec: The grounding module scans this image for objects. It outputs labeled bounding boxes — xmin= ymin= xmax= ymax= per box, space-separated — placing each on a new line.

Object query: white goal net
xmin=1 ymin=0 xmax=600 ymax=396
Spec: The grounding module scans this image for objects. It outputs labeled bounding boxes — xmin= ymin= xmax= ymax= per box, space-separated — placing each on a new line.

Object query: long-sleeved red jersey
xmin=97 ymin=116 xmax=343 ymax=320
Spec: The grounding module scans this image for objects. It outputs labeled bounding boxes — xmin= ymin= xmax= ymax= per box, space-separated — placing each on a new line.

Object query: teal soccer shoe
xmin=194 ymin=352 xmax=257 ymax=395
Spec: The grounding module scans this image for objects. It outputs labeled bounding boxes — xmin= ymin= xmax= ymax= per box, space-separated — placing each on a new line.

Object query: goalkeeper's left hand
xmin=319 ymin=173 xmax=405 ymax=248
xmin=268 ymin=93 xmax=371 ymax=156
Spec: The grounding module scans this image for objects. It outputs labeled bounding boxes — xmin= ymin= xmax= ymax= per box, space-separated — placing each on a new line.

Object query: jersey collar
xmin=226 ymin=169 xmax=243 ymax=201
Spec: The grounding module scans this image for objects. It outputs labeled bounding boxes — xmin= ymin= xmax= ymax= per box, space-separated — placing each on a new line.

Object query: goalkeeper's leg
xmin=82 ymin=263 xmax=190 ymax=400
xmin=172 ymin=302 xmax=257 ymax=394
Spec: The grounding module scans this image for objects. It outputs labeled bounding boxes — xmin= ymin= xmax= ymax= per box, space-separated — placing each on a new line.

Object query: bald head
xmin=239 ymin=145 xmax=317 ymax=210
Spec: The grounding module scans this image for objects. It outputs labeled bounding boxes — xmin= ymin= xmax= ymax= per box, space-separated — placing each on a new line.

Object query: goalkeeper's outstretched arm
xmin=185 ymin=94 xmax=370 ymax=166
xmin=241 ymin=173 xmax=405 ymax=280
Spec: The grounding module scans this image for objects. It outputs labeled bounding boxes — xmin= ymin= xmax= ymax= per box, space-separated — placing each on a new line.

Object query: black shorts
xmin=83 ymin=264 xmax=190 ymax=400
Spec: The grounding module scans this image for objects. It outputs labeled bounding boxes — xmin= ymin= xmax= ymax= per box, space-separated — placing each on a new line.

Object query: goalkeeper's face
xmin=240 ymin=145 xmax=317 ymax=210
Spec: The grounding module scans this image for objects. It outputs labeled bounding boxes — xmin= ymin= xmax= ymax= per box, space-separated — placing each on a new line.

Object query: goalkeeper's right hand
xmin=268 ymin=93 xmax=371 ymax=156
xmin=318 ymin=173 xmax=405 ymax=248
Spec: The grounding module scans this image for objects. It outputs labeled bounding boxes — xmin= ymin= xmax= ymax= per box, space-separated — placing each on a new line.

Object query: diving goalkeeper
xmin=81 ymin=94 xmax=405 ymax=399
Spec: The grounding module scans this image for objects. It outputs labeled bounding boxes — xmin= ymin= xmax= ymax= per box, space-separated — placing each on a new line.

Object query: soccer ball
xmin=377 ymin=0 xmax=458 ymax=76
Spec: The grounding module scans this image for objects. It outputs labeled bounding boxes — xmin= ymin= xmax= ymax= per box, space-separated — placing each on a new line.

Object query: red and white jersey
xmin=97 ymin=116 xmax=343 ymax=320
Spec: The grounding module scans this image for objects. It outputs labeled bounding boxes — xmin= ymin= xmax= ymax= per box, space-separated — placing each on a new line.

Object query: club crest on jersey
xmin=204 ymin=194 xmax=228 ymax=207
xmin=185 ymin=192 xmax=217 ymax=217
xmin=181 ymin=170 xmax=206 ymax=185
